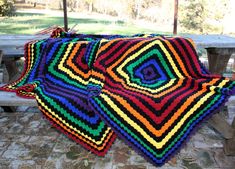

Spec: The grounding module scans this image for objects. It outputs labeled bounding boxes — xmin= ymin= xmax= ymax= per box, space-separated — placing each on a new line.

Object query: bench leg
xmin=208 ymin=113 xmax=234 ymax=139
xmin=224 ymin=118 xmax=235 ymax=155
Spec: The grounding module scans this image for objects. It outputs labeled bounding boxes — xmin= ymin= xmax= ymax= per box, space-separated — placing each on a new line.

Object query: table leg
xmin=206 ymin=48 xmax=235 ymax=155
xmin=207 ymin=113 xmax=234 ymax=139
xmin=206 ymin=48 xmax=234 ymax=74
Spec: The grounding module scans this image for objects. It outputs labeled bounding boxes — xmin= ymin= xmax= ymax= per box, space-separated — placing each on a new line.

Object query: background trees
xmin=179 ymin=0 xmax=230 ymax=34
xmin=0 ymin=0 xmax=15 ymax=16
xmin=3 ymin=0 xmax=233 ymax=34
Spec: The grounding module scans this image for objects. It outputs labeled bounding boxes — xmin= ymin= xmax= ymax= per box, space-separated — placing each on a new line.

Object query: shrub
xmin=0 ymin=0 xmax=15 ymax=16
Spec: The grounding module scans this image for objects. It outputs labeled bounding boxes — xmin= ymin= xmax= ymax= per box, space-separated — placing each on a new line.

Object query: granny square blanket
xmin=87 ymin=36 xmax=235 ymax=165
xmin=1 ymin=29 xmax=235 ymax=166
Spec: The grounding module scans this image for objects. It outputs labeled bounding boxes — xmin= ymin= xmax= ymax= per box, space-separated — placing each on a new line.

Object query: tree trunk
xmin=136 ymin=0 xmax=140 ymax=20
xmin=45 ymin=0 xmax=49 ymax=9
xmin=89 ymin=2 xmax=93 ymax=13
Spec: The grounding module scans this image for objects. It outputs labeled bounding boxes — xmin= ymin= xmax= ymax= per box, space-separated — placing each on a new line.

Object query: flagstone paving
xmin=0 ymin=106 xmax=235 ymax=169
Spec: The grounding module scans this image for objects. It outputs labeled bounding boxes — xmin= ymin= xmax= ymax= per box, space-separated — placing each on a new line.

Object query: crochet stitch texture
xmin=1 ymin=28 xmax=235 ymax=166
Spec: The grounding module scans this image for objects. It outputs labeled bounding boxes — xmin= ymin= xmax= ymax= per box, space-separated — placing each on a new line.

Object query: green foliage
xmin=2 ymin=0 xmax=232 ymax=34
xmin=0 ymin=0 xmax=15 ymax=16
xmin=180 ymin=0 xmax=206 ymax=33
xmin=179 ymin=0 xmax=229 ymax=34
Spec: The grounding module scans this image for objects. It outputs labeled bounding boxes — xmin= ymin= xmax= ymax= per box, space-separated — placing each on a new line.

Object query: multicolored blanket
xmin=1 ymin=29 xmax=120 ymax=155
xmin=1 ymin=28 xmax=235 ymax=166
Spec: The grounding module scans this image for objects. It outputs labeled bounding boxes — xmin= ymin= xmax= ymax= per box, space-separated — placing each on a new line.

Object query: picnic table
xmin=1 ymin=34 xmax=235 ymax=79
xmin=0 ymin=34 xmax=47 ymax=82
xmin=185 ymin=34 xmax=235 ymax=74
xmin=188 ymin=34 xmax=235 ymax=156
xmin=0 ymin=33 xmax=235 ymax=155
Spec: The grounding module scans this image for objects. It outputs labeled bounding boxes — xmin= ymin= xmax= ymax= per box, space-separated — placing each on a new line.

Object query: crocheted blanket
xmin=88 ymin=36 xmax=235 ymax=165
xmin=1 ymin=28 xmax=235 ymax=166
xmin=1 ymin=29 xmax=127 ymax=155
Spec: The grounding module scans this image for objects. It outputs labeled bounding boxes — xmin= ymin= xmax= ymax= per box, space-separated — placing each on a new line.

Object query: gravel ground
xmin=0 ymin=105 xmax=235 ymax=169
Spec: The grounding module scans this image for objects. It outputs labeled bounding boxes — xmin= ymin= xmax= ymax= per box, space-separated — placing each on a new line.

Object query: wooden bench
xmin=0 ymin=49 xmax=37 ymax=112
xmin=0 ymin=90 xmax=37 ymax=112
xmin=0 ymin=35 xmax=46 ymax=112
xmin=0 ymin=34 xmax=47 ymax=82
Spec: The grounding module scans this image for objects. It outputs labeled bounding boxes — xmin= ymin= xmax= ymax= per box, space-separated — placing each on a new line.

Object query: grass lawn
xmin=0 ymin=11 xmax=167 ymax=35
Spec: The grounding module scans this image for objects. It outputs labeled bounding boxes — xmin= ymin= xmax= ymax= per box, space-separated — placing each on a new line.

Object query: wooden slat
xmin=0 ymin=34 xmax=48 ymax=40
xmin=185 ymin=34 xmax=235 ymax=48
xmin=0 ymin=34 xmax=48 ymax=57
xmin=0 ymin=91 xmax=37 ymax=106
xmin=1 ymin=34 xmax=235 ymax=57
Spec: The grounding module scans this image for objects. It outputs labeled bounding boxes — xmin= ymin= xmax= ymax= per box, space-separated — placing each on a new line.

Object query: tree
xmin=180 ymin=0 xmax=206 ymax=33
xmin=179 ymin=0 xmax=230 ymax=34
xmin=85 ymin=0 xmax=94 ymax=13
xmin=205 ymin=0 xmax=229 ymax=34
xmin=0 ymin=0 xmax=15 ymax=16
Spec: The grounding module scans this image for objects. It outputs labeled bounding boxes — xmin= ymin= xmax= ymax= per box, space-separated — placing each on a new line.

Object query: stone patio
xmin=0 ymin=106 xmax=235 ymax=169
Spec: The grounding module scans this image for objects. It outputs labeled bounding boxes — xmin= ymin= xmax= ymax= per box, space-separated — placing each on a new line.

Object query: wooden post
xmin=173 ymin=0 xmax=178 ymax=35
xmin=63 ymin=0 xmax=68 ymax=32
